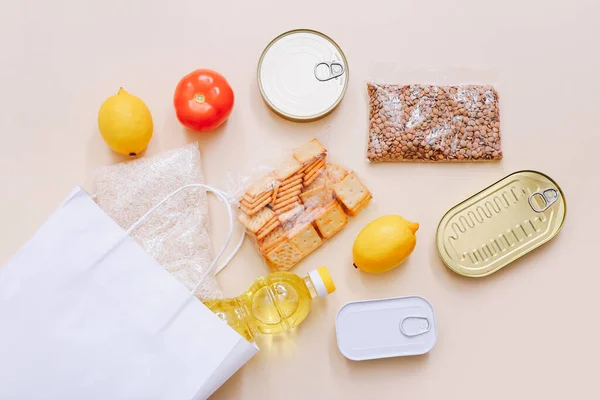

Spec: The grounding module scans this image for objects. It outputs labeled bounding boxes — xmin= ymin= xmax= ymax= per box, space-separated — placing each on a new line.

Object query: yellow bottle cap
xmin=317 ymin=266 xmax=336 ymax=294
xmin=309 ymin=266 xmax=336 ymax=297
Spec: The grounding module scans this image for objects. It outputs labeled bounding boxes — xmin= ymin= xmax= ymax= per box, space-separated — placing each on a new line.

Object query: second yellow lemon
xmin=352 ymin=215 xmax=419 ymax=274
xmin=98 ymin=88 xmax=153 ymax=156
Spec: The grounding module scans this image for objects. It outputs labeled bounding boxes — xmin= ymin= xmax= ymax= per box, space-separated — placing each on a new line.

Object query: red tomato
xmin=173 ymin=69 xmax=234 ymax=132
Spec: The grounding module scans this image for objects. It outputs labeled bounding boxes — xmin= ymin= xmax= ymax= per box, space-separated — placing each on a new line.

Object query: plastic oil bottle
xmin=204 ymin=267 xmax=336 ymax=341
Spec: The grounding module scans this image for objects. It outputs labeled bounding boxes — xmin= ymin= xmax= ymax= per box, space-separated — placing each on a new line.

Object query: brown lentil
xmin=367 ymin=83 xmax=503 ymax=162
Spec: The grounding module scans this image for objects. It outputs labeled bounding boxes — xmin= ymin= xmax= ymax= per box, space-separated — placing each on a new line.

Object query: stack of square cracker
xmin=332 ymin=172 xmax=372 ymax=216
xmin=236 ymin=138 xmax=372 ymax=271
xmin=238 ymin=176 xmax=277 ymax=216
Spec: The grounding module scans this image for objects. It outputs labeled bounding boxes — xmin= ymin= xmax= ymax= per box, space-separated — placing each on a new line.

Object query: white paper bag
xmin=0 ymin=187 xmax=257 ymax=400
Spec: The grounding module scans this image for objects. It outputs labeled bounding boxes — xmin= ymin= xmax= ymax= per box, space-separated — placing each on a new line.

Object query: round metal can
xmin=257 ymin=29 xmax=349 ymax=122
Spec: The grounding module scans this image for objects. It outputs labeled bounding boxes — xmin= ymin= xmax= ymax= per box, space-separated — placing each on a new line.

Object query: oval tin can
xmin=437 ymin=170 xmax=566 ymax=277
xmin=257 ymin=29 xmax=349 ymax=122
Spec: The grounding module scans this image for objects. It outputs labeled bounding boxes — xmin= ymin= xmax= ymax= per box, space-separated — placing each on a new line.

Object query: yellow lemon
xmin=352 ymin=215 xmax=419 ymax=274
xmin=98 ymin=88 xmax=153 ymax=156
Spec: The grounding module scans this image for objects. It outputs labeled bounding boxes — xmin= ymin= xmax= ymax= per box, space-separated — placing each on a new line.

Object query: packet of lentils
xmin=367 ymin=83 xmax=502 ymax=162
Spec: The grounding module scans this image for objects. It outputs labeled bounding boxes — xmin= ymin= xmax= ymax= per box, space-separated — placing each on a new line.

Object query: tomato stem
xmin=194 ymin=93 xmax=205 ymax=103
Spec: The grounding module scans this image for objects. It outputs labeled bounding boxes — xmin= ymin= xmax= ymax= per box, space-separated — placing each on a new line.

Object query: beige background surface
xmin=1 ymin=0 xmax=599 ymax=398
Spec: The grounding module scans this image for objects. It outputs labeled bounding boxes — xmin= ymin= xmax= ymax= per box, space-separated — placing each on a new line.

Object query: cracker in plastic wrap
xmin=236 ymin=138 xmax=372 ymax=271
xmin=314 ymin=201 xmax=348 ymax=239
xmin=93 ymin=143 xmax=222 ymax=300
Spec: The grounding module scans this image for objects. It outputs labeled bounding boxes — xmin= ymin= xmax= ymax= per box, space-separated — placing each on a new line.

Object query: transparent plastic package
xmin=366 ymin=67 xmax=502 ymax=162
xmin=93 ymin=143 xmax=222 ymax=301
xmin=233 ymin=138 xmax=372 ymax=271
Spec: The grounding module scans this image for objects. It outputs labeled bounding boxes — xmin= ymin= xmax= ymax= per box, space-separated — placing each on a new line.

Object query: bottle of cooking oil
xmin=204 ymin=267 xmax=335 ymax=341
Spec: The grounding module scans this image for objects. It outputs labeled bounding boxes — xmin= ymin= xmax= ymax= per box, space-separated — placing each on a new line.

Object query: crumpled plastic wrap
xmin=94 ymin=143 xmax=222 ymax=301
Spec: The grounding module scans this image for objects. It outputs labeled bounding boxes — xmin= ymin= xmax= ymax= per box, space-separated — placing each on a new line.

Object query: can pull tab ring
xmin=399 ymin=316 xmax=431 ymax=337
xmin=314 ymin=61 xmax=344 ymax=82
xmin=528 ymin=188 xmax=559 ymax=213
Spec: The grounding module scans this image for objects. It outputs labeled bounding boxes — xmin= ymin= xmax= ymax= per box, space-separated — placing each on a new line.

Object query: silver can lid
xmin=257 ymin=29 xmax=349 ymax=122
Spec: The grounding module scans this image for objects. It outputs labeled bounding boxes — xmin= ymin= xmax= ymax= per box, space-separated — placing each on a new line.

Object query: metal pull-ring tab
xmin=399 ymin=316 xmax=431 ymax=337
xmin=314 ymin=61 xmax=344 ymax=82
xmin=528 ymin=188 xmax=559 ymax=213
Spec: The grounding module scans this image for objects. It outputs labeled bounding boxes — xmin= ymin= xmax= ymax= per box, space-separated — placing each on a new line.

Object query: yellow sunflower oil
xmin=204 ymin=267 xmax=335 ymax=341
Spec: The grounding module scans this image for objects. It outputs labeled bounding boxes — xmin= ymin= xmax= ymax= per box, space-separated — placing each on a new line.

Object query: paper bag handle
xmin=126 ymin=184 xmax=244 ymax=294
